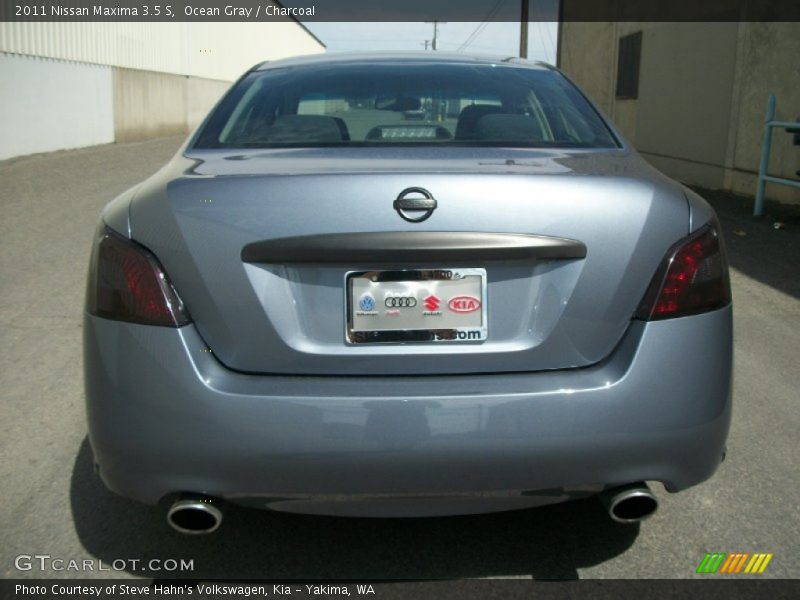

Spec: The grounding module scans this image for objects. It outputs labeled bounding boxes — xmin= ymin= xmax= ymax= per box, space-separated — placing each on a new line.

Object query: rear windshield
xmin=193 ymin=62 xmax=619 ymax=149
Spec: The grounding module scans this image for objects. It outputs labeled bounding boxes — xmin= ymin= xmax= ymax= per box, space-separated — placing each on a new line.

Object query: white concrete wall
xmin=726 ymin=22 xmax=800 ymax=202
xmin=112 ymin=68 xmax=232 ymax=142
xmin=559 ymin=21 xmax=800 ymax=204
xmin=0 ymin=53 xmax=114 ymax=160
xmin=0 ymin=21 xmax=325 ymax=82
xmin=186 ymin=77 xmax=232 ymax=131
xmin=634 ymin=22 xmax=739 ymax=189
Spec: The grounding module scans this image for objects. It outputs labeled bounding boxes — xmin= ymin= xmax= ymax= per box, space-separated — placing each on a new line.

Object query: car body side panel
xmin=99 ymin=184 xmax=138 ymax=237
xmin=684 ymin=185 xmax=718 ymax=233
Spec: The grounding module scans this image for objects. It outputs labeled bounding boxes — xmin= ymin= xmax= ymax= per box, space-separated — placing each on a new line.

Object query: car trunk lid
xmin=128 ymin=147 xmax=688 ymax=375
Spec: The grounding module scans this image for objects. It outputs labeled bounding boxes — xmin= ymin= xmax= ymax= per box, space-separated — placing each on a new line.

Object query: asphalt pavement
xmin=0 ymin=137 xmax=797 ymax=581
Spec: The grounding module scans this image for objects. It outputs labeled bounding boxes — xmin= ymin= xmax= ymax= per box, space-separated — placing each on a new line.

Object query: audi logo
xmin=385 ymin=296 xmax=417 ymax=308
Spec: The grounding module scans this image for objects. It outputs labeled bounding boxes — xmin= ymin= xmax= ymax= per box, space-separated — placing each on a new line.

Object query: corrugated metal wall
xmin=0 ymin=20 xmax=325 ymax=158
xmin=0 ymin=21 xmax=324 ymax=81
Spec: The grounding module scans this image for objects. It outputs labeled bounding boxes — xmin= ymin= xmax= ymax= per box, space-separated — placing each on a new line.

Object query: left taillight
xmin=86 ymin=226 xmax=191 ymax=327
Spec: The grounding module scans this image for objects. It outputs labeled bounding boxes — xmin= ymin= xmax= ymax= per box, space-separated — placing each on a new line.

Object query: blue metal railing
xmin=754 ymin=93 xmax=800 ymax=216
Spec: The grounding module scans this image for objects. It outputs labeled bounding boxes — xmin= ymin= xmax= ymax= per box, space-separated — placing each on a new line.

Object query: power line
xmin=457 ymin=0 xmax=507 ymax=52
xmin=457 ymin=22 xmax=489 ymax=52
xmin=457 ymin=4 xmax=502 ymax=52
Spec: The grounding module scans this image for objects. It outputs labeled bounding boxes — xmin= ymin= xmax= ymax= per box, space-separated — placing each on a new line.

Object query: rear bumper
xmin=84 ymin=305 xmax=732 ymax=513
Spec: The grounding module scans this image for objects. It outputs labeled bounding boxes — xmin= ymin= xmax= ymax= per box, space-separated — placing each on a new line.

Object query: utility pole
xmin=519 ymin=0 xmax=529 ymax=58
xmin=425 ymin=20 xmax=447 ymax=50
xmin=422 ymin=40 xmax=431 ymax=51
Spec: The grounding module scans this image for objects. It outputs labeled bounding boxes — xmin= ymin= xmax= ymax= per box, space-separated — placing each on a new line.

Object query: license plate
xmin=346 ymin=269 xmax=487 ymax=344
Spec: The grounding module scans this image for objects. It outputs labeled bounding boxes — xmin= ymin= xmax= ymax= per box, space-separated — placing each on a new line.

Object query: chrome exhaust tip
xmin=167 ymin=496 xmax=222 ymax=534
xmin=600 ymin=482 xmax=658 ymax=524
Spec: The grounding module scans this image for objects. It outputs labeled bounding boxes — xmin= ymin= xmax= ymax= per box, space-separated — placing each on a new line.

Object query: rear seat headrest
xmin=266 ymin=115 xmax=350 ymax=143
xmin=475 ymin=114 xmax=545 ymax=142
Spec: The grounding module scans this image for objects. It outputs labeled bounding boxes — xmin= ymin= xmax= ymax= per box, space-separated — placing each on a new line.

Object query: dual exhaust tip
xmin=165 ymin=483 xmax=657 ymax=534
xmin=166 ymin=496 xmax=222 ymax=535
xmin=599 ymin=482 xmax=659 ymax=524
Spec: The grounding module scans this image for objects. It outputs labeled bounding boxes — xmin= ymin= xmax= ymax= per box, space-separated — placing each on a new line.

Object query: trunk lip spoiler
xmin=241 ymin=232 xmax=586 ymax=264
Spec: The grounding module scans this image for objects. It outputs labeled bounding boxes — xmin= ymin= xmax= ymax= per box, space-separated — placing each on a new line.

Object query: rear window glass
xmin=194 ymin=62 xmax=619 ymax=149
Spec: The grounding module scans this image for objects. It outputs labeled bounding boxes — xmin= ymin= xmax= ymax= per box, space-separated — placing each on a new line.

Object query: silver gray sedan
xmin=84 ymin=54 xmax=732 ymax=534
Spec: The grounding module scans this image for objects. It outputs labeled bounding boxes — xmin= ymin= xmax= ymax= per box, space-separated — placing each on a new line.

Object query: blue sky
xmin=304 ymin=22 xmax=559 ymax=64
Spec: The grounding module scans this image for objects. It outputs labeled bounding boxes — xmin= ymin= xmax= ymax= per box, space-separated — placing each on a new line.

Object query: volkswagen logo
xmin=393 ymin=187 xmax=437 ymax=223
xmin=358 ymin=294 xmax=376 ymax=312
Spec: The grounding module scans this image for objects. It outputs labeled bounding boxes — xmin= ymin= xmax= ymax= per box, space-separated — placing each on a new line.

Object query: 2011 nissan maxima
xmin=84 ymin=54 xmax=732 ymax=533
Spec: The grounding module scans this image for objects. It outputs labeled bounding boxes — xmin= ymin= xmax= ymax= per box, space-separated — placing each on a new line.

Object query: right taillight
xmin=86 ymin=225 xmax=191 ymax=327
xmin=635 ymin=223 xmax=731 ymax=321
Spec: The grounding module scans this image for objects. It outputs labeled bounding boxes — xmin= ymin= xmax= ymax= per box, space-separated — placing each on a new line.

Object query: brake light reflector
xmin=635 ymin=223 xmax=730 ymax=320
xmin=87 ymin=226 xmax=190 ymax=327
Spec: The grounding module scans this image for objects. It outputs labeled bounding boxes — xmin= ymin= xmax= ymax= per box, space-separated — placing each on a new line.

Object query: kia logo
xmin=448 ymin=296 xmax=481 ymax=313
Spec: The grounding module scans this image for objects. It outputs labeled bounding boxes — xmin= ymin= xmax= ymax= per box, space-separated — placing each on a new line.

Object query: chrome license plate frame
xmin=345 ymin=268 xmax=487 ymax=344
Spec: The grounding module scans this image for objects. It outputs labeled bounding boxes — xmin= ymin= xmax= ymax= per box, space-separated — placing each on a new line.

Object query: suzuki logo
xmin=424 ymin=295 xmax=440 ymax=311
xmin=448 ymin=296 xmax=481 ymax=313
